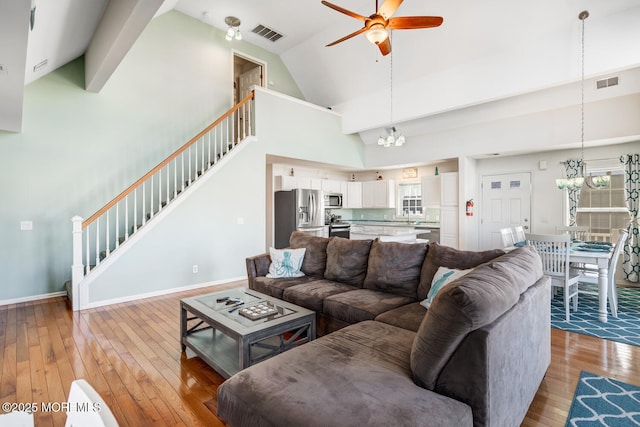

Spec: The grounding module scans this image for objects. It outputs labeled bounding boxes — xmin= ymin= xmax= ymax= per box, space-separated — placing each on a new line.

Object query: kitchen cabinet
xmin=362 ymin=180 xmax=395 ymax=209
xmin=345 ymin=182 xmax=362 ymax=208
xmin=441 ymin=172 xmax=459 ymax=206
xmin=440 ymin=206 xmax=458 ymax=248
xmin=274 ymin=176 xmax=322 ymax=191
xmin=421 ymin=176 xmax=441 ymax=207
xmin=321 ymin=179 xmax=342 ymax=193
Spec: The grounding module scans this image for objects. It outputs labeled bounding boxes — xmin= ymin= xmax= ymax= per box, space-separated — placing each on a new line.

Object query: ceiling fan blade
xmin=326 ymin=26 xmax=367 ymax=46
xmin=377 ymin=0 xmax=403 ymax=19
xmin=377 ymin=37 xmax=392 ymax=56
xmin=387 ymin=16 xmax=443 ymax=30
xmin=321 ymin=1 xmax=367 ymax=21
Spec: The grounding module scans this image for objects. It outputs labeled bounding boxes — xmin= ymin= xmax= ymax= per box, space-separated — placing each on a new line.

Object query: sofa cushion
xmin=363 ymin=240 xmax=428 ymax=299
xmin=252 ymin=276 xmax=317 ymax=299
xmin=323 ymin=289 xmax=415 ymax=324
xmin=283 ymin=280 xmax=359 ymax=312
xmin=374 ymin=302 xmax=426 ymax=332
xmin=410 ymin=246 xmax=543 ymax=390
xmin=417 ymin=242 xmax=505 ymax=300
xmin=217 ymin=320 xmax=473 ymax=427
xmin=289 ymin=231 xmax=330 ymax=278
xmin=324 ymin=238 xmax=373 ymax=287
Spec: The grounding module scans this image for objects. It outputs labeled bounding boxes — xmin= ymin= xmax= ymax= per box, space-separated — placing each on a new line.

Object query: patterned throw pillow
xmin=420 ymin=266 xmax=473 ymax=309
xmin=266 ymin=248 xmax=307 ymax=278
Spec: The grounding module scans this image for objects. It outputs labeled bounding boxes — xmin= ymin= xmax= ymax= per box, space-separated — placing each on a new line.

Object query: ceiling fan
xmin=321 ymin=0 xmax=443 ymax=56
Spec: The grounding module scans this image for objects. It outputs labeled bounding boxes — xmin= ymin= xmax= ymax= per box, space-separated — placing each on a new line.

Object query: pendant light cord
xmin=580 ymin=13 xmax=585 ymax=164
xmin=390 ymin=31 xmax=394 ymax=127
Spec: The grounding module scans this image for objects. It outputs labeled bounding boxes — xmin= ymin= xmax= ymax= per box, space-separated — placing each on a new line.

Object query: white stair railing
xmin=70 ymin=91 xmax=254 ymax=310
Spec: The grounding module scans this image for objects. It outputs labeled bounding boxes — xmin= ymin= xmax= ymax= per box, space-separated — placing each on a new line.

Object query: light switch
xmin=20 ymin=221 xmax=33 ymax=231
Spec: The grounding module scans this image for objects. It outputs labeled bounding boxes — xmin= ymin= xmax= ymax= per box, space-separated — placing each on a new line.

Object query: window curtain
xmin=564 ymin=159 xmax=583 ymax=226
xmin=620 ymin=154 xmax=639 ymax=283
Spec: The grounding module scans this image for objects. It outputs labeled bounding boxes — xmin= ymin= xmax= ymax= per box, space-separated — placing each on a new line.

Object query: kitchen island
xmin=350 ymin=224 xmax=419 ymax=243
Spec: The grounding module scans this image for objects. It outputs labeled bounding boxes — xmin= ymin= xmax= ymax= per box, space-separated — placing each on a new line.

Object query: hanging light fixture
xmin=557 ymin=11 xmax=610 ymax=190
xmin=224 ymin=16 xmax=242 ymax=41
xmin=377 ymin=32 xmax=405 ymax=148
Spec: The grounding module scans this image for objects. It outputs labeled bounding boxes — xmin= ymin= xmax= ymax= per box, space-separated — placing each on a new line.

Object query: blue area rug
xmin=551 ymin=287 xmax=640 ymax=347
xmin=566 ymin=371 xmax=640 ymax=426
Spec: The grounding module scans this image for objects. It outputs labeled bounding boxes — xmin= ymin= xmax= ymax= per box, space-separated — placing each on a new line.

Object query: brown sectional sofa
xmin=218 ymin=231 xmax=551 ymax=427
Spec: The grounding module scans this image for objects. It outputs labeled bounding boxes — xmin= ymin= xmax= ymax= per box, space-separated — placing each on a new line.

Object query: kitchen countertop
xmin=348 ymin=220 xmax=440 ymax=228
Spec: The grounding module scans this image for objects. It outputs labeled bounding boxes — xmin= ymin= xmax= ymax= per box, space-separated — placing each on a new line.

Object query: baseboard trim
xmin=0 ymin=291 xmax=68 ymax=307
xmin=83 ymin=276 xmax=247 ymax=310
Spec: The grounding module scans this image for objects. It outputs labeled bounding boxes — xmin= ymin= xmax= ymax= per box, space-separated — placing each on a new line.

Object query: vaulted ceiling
xmin=2 ymin=0 xmax=639 ymax=151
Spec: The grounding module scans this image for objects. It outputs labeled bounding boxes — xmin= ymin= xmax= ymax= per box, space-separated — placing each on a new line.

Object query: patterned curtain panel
xmin=564 ymin=159 xmax=582 ymax=226
xmin=620 ymin=154 xmax=639 ymax=283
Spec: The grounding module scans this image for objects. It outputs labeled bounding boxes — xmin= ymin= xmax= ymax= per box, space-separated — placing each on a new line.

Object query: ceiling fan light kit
xmin=366 ymin=24 xmax=389 ymax=44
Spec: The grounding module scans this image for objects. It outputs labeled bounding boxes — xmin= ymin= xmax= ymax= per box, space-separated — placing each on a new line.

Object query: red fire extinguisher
xmin=466 ymin=199 xmax=474 ymax=216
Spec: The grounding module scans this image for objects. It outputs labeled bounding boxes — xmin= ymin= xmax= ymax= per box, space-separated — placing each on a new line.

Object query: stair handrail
xmin=82 ymin=90 xmax=255 ymax=229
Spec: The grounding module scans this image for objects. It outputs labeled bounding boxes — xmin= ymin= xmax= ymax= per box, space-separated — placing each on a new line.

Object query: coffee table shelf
xmin=180 ymin=288 xmax=316 ymax=378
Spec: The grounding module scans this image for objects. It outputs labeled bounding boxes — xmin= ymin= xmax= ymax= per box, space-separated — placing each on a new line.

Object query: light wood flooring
xmin=1 ymin=281 xmax=638 ymax=426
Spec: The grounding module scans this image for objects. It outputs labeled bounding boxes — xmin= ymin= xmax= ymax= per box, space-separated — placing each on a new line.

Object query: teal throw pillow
xmin=420 ymin=266 xmax=473 ymax=309
xmin=267 ymin=247 xmax=306 ymax=278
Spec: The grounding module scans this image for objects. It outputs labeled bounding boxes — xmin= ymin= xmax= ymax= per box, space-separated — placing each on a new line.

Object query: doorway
xmin=233 ymin=52 xmax=265 ymax=103
xmin=233 ymin=52 xmax=265 ymax=141
xmin=480 ymin=172 xmax=532 ymax=250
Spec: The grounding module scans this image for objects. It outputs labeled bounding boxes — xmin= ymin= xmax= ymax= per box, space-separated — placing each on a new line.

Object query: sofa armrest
xmin=246 ymin=253 xmax=271 ymax=289
xmin=434 ymin=275 xmax=551 ymax=427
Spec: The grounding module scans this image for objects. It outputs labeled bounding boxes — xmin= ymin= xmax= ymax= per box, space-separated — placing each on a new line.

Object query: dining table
xmin=570 ymin=243 xmax=614 ymax=323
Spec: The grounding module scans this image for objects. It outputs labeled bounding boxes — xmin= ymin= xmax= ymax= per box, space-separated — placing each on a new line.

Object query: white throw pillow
xmin=420 ymin=266 xmax=473 ymax=309
xmin=266 ymin=247 xmax=306 ymax=278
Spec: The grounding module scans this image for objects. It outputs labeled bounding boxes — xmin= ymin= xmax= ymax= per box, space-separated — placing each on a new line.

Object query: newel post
xmin=71 ymin=216 xmax=84 ymax=311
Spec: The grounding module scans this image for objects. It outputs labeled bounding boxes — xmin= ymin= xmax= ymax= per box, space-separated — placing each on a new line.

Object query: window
xmin=397 ymin=183 xmax=423 ymax=217
xmin=576 ymin=173 xmax=630 ymax=242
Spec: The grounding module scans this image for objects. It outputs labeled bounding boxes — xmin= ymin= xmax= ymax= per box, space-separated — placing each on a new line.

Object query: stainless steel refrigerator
xmin=274 ymin=189 xmax=324 ymax=248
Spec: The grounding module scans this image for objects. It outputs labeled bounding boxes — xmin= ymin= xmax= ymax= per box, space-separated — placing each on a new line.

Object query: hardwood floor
xmin=1 ymin=282 xmax=638 ymax=426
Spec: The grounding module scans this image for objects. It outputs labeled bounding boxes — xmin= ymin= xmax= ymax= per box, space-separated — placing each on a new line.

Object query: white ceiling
xmin=2 ymin=0 xmax=640 ymax=148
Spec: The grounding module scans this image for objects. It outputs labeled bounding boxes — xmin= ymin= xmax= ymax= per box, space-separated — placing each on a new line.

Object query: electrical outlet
xmin=192 ymin=265 xmax=198 ymax=273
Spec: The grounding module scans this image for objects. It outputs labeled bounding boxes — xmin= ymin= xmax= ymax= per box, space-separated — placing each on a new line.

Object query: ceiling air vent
xmin=251 ymin=24 xmax=284 ymax=42
xmin=596 ymin=76 xmax=619 ymax=89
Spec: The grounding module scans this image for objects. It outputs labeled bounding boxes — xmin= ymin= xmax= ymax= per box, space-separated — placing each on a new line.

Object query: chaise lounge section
xmin=219 ymin=232 xmax=551 ymax=426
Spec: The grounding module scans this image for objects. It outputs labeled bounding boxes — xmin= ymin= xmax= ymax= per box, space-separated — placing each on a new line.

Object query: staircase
xmin=67 ymin=91 xmax=255 ymax=310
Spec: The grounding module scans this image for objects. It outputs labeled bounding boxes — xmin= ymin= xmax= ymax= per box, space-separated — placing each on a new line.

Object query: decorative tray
xmin=238 ymin=302 xmax=278 ymax=320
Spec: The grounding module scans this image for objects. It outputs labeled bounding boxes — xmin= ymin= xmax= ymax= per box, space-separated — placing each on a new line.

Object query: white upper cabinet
xmin=345 ymin=181 xmax=362 ymax=208
xmin=362 ymin=180 xmax=395 ymax=209
xmin=440 ymin=172 xmax=459 ymax=206
xmin=421 ymin=176 xmax=441 ymax=207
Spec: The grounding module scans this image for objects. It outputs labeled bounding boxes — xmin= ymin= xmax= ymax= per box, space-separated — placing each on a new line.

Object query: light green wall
xmin=0 ymin=10 xmax=318 ymax=302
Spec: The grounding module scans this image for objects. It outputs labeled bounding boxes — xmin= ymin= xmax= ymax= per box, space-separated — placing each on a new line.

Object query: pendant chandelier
xmin=377 ymin=33 xmax=405 ymax=148
xmin=556 ymin=11 xmax=610 ymax=190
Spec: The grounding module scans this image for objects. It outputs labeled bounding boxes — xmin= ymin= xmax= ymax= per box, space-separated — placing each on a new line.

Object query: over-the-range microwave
xmin=324 ymin=193 xmax=343 ymax=208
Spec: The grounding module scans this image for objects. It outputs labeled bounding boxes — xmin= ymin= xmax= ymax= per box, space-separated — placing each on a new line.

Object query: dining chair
xmin=575 ymin=229 xmax=629 ymax=318
xmin=500 ymin=227 xmax=515 ymax=249
xmin=556 ymin=226 xmax=590 ymax=241
xmin=65 ymin=379 xmax=119 ymax=427
xmin=511 ymin=226 xmax=526 ymax=244
xmin=526 ymin=233 xmax=580 ymax=321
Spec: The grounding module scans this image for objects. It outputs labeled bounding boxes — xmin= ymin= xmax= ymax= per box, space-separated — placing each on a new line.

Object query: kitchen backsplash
xmin=330 ymin=208 xmax=440 ymax=223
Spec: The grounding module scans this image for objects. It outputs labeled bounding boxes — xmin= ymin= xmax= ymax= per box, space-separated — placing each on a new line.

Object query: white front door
xmin=480 ymin=172 xmax=531 ymax=250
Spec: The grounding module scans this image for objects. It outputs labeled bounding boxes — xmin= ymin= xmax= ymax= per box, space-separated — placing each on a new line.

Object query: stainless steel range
xmin=328 ymin=222 xmax=350 ymax=239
